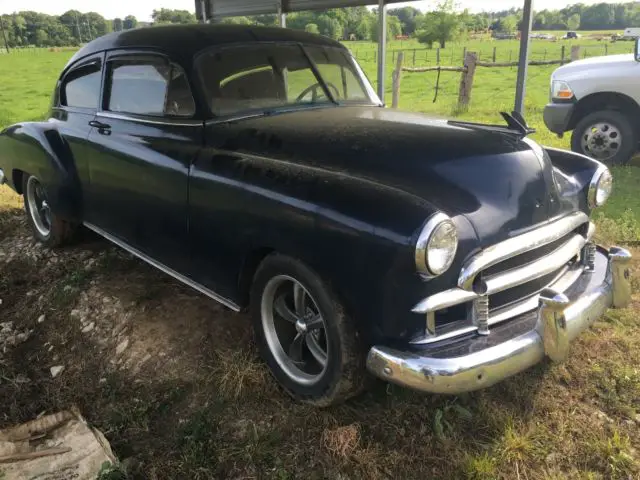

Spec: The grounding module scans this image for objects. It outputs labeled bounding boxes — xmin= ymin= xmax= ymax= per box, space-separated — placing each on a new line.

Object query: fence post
xmin=492 ymin=46 xmax=497 ymax=63
xmin=560 ymin=45 xmax=566 ymax=65
xmin=413 ymin=49 xmax=416 ymax=66
xmin=571 ymin=45 xmax=580 ymax=61
xmin=458 ymin=51 xmax=477 ymax=110
xmin=392 ymin=52 xmax=404 ymax=109
xmin=605 ymin=44 xmax=608 ymax=55
xmin=543 ymin=48 xmax=547 ymax=61
xmin=436 ymin=48 xmax=440 ymax=65
xmin=392 ymin=50 xmax=396 ymax=62
xmin=462 ymin=46 xmax=467 ymax=62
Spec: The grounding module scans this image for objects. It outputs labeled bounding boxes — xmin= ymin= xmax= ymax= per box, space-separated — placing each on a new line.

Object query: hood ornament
xmin=448 ymin=111 xmax=536 ymax=138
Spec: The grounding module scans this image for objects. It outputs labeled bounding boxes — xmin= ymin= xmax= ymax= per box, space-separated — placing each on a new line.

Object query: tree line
xmin=1 ymin=2 xmax=640 ymax=49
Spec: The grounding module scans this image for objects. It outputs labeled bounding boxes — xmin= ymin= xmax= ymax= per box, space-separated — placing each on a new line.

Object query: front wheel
xmin=571 ymin=110 xmax=637 ymax=165
xmin=251 ymin=254 xmax=368 ymax=406
xmin=23 ymin=174 xmax=77 ymax=247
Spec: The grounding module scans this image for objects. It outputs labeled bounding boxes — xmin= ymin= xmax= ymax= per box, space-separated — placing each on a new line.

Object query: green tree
xmin=371 ymin=11 xmax=402 ymax=42
xmin=34 ymin=28 xmax=49 ymax=46
xmin=305 ymin=23 xmax=319 ymax=34
xmin=152 ymin=9 xmax=196 ymax=25
xmin=123 ymin=15 xmax=138 ymax=30
xmin=567 ymin=13 xmax=581 ymax=30
xmin=388 ymin=6 xmax=421 ymax=35
xmin=415 ymin=1 xmax=461 ymax=48
xmin=113 ymin=18 xmax=123 ymax=32
xmin=354 ymin=18 xmax=371 ymax=40
xmin=493 ymin=15 xmax=518 ymax=33
xmin=221 ymin=16 xmax=252 ymax=25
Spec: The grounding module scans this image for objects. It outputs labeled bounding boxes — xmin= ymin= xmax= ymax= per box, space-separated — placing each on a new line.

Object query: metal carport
xmin=195 ymin=0 xmax=535 ymax=114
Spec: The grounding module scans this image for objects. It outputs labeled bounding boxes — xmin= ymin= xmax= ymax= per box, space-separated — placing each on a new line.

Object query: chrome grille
xmin=411 ymin=212 xmax=594 ymax=345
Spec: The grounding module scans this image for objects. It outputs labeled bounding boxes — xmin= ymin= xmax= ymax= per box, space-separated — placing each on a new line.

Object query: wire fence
xmin=352 ymin=42 xmax=624 ymax=67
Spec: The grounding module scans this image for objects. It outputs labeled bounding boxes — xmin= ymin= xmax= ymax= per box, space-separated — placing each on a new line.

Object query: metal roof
xmin=198 ymin=0 xmax=410 ymax=19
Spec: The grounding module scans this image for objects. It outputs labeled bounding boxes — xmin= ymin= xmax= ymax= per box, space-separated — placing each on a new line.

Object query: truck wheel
xmin=23 ymin=174 xmax=77 ymax=247
xmin=250 ymin=254 xmax=368 ymax=406
xmin=571 ymin=110 xmax=637 ymax=165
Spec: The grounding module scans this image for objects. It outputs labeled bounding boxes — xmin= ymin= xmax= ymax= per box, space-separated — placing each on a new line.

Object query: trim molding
xmin=83 ymin=222 xmax=241 ymax=312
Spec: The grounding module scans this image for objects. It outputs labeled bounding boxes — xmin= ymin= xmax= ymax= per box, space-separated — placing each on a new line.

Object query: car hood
xmin=552 ymin=54 xmax=636 ymax=79
xmin=209 ymin=106 xmax=567 ymax=247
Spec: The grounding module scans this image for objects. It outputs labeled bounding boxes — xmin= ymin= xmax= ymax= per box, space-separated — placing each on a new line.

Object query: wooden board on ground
xmin=0 ymin=409 xmax=117 ymax=480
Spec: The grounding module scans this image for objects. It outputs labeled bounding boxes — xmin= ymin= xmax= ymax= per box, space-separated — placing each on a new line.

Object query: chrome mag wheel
xmin=26 ymin=176 xmax=52 ymax=237
xmin=261 ymin=275 xmax=329 ymax=386
xmin=581 ymin=122 xmax=622 ymax=161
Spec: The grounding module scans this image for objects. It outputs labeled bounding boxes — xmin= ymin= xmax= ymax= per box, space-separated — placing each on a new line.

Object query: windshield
xmin=195 ymin=44 xmax=381 ymax=117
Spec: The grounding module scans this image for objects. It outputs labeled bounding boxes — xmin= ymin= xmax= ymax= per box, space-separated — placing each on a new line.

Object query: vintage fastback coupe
xmin=0 ymin=25 xmax=632 ymax=406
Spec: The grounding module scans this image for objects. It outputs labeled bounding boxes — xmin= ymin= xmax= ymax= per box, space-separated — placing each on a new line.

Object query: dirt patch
xmin=1 ymin=201 xmax=639 ymax=479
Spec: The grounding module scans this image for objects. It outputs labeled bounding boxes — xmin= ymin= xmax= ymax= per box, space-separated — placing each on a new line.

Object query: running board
xmin=83 ymin=222 xmax=241 ymax=312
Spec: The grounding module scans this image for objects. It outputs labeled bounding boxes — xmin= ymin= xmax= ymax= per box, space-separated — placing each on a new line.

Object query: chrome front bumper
xmin=366 ymin=246 xmax=632 ymax=394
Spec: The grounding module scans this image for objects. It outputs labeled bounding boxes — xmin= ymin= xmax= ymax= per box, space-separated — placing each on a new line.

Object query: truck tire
xmin=571 ymin=110 xmax=637 ymax=165
xmin=250 ymin=253 xmax=369 ymax=406
xmin=23 ymin=174 xmax=78 ymax=247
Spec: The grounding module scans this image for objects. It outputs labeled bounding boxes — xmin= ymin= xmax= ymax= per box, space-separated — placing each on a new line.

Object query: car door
xmin=85 ymin=51 xmax=201 ymax=271
xmin=50 ymin=54 xmax=104 ymax=191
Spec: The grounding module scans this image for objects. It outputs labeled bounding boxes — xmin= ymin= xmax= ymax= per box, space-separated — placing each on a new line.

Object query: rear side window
xmin=106 ymin=57 xmax=195 ymax=117
xmin=62 ymin=62 xmax=101 ymax=109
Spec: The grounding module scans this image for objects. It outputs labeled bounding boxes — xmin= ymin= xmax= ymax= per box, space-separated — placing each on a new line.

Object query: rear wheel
xmin=23 ymin=174 xmax=77 ymax=247
xmin=571 ymin=110 xmax=637 ymax=165
xmin=251 ymin=254 xmax=368 ymax=406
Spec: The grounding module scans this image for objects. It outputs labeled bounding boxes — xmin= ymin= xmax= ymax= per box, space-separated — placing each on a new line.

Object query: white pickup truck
xmin=544 ymin=38 xmax=640 ymax=164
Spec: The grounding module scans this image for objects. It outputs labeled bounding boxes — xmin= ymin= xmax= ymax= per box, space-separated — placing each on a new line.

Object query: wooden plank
xmin=476 ymin=58 xmax=564 ymax=67
xmin=403 ymin=66 xmax=466 ymax=72
xmin=391 ymin=51 xmax=404 ymax=108
xmin=458 ymin=51 xmax=477 ymax=109
xmin=571 ymin=45 xmax=581 ymax=61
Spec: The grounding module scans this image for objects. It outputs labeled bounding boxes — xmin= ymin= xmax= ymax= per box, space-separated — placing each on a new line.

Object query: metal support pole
xmin=377 ymin=0 xmax=387 ymax=102
xmin=200 ymin=0 xmax=207 ymax=23
xmin=278 ymin=1 xmax=286 ymax=28
xmin=514 ymin=0 xmax=534 ymax=114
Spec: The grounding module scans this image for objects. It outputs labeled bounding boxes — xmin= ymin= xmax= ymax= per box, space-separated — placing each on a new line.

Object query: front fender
xmin=545 ymin=146 xmax=601 ymax=215
xmin=0 ymin=122 xmax=82 ymax=221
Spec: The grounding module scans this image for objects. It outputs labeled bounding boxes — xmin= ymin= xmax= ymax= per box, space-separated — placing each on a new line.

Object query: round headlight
xmin=588 ymin=166 xmax=613 ymax=208
xmin=415 ymin=213 xmax=458 ymax=277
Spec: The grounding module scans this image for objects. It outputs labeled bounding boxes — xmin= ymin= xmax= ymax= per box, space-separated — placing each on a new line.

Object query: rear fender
xmin=0 ymin=122 xmax=82 ymax=221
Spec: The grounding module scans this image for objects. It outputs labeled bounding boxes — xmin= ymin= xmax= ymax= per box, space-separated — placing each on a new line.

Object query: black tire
xmin=571 ymin=110 xmax=637 ymax=165
xmin=23 ymin=174 xmax=77 ymax=247
xmin=250 ymin=253 xmax=368 ymax=406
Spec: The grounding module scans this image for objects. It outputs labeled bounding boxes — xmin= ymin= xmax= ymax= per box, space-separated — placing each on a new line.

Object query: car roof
xmin=65 ymin=24 xmax=346 ymax=70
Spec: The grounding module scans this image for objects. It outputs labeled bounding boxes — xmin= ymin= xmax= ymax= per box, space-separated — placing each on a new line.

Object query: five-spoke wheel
xmin=261 ymin=275 xmax=328 ymax=385
xmin=22 ymin=174 xmax=77 ymax=246
xmin=26 ymin=176 xmax=53 ymax=238
xmin=251 ymin=254 xmax=368 ymax=406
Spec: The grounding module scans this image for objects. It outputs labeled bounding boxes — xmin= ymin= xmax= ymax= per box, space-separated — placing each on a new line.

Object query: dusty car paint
xmin=0 ymin=24 xmax=603 ymax=347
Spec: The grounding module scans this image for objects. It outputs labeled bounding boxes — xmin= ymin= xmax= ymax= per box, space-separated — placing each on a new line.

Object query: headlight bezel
xmin=588 ymin=165 xmax=613 ymax=209
xmin=415 ymin=213 xmax=459 ymax=278
xmin=551 ymin=80 xmax=574 ymax=101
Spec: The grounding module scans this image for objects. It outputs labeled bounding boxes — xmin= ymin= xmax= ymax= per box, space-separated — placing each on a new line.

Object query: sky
xmin=0 ymin=0 xmax=624 ymax=22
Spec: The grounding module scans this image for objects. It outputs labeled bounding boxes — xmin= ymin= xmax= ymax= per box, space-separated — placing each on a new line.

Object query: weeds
xmin=322 ymin=424 xmax=361 ymax=458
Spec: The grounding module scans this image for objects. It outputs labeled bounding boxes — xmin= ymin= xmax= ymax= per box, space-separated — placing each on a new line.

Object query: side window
xmin=61 ymin=61 xmax=101 ymax=109
xmin=106 ymin=57 xmax=195 ymax=117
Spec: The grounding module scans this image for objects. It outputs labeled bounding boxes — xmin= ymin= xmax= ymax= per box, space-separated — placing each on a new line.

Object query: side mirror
xmin=636 ymin=38 xmax=640 ymax=62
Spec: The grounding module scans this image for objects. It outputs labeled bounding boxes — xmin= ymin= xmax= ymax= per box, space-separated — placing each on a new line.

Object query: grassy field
xmin=0 ymin=41 xmax=639 ymax=479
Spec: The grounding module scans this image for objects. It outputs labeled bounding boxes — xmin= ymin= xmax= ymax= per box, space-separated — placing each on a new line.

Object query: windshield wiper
xmin=448 ymin=111 xmax=536 ymax=138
